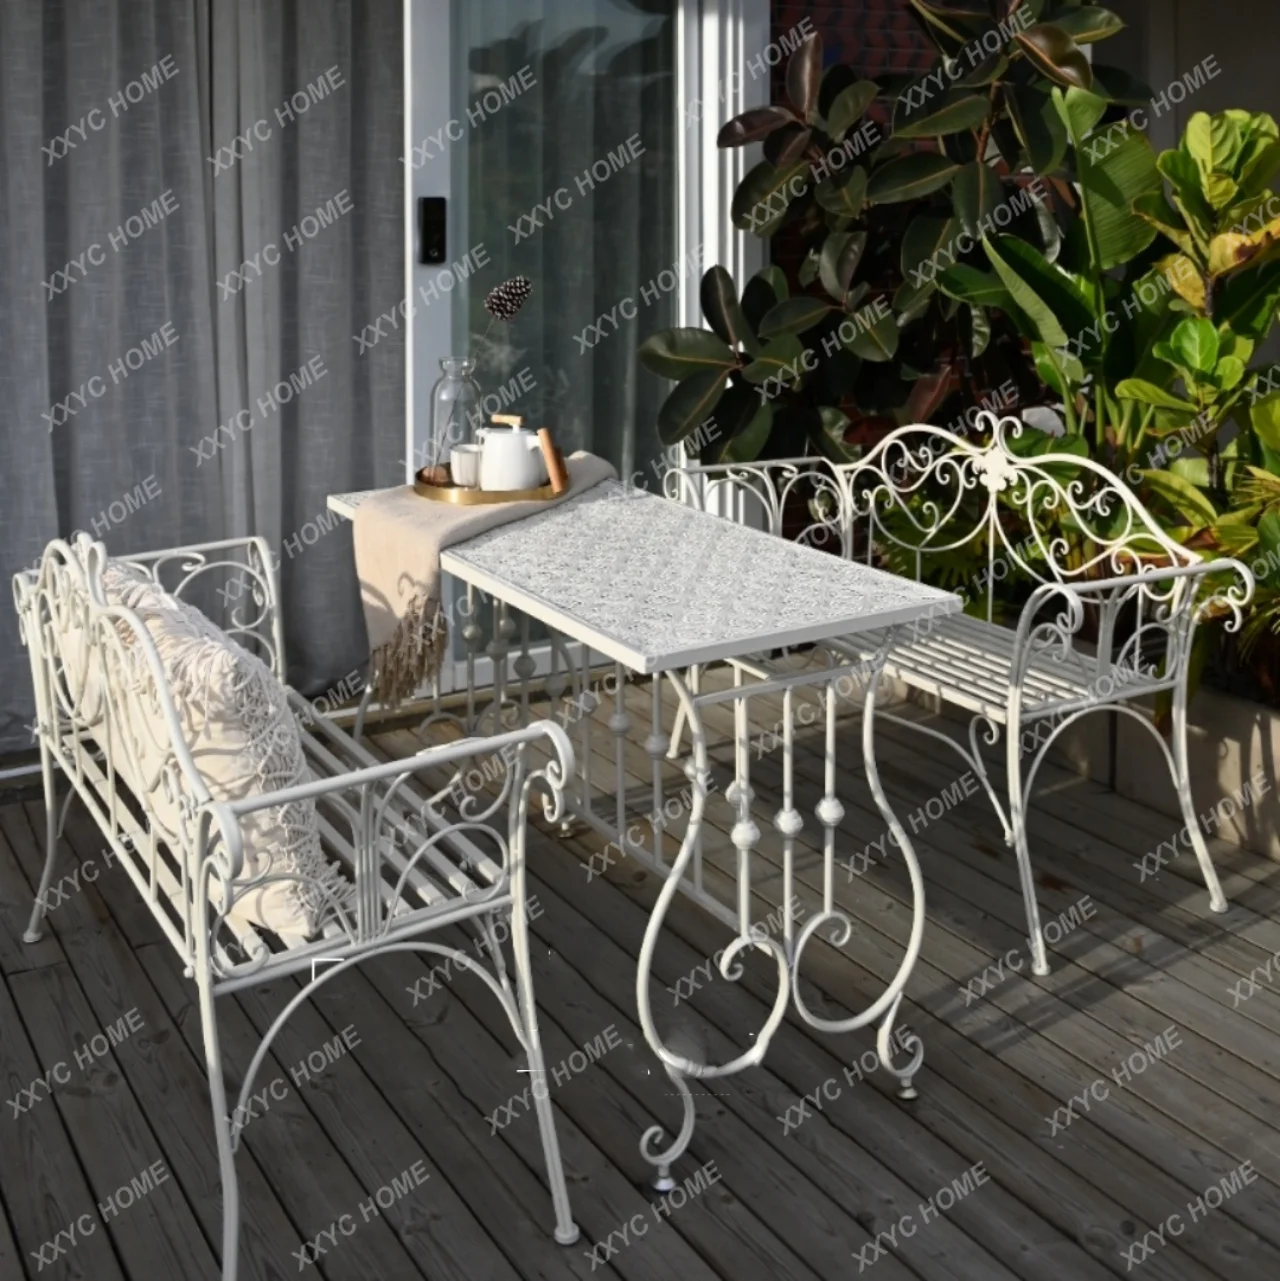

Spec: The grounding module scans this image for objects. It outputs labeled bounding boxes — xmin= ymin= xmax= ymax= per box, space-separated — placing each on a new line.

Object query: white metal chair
xmin=14 ymin=535 xmax=581 ymax=1279
xmin=666 ymin=413 xmax=1254 ymax=975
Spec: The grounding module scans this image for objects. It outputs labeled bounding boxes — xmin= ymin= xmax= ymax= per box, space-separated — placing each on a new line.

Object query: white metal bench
xmin=666 ymin=412 xmax=1254 ymax=976
xmin=13 ymin=534 xmax=581 ymax=1278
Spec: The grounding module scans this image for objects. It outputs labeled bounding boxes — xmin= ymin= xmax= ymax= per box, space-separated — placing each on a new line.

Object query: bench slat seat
xmin=13 ymin=534 xmax=583 ymax=1274
xmin=665 ymin=413 xmax=1254 ymax=981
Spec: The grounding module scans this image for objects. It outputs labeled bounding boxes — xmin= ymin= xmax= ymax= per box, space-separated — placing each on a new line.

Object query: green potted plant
xmin=638 ymin=0 xmax=1144 ymax=464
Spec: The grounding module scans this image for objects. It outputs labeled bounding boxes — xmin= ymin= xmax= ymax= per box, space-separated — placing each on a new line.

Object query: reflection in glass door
xmin=450 ymin=0 xmax=677 ymax=484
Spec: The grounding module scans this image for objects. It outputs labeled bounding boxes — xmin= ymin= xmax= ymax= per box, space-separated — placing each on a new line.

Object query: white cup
xmin=451 ymin=444 xmax=482 ymax=488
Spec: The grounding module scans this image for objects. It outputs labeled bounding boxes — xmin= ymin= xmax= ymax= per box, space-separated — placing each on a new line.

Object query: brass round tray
xmin=413 ymin=477 xmax=557 ymax=505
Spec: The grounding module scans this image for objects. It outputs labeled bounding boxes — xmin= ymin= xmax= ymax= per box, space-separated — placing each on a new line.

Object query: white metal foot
xmin=897 ymin=1079 xmax=918 ymax=1101
xmin=555 ymin=1224 xmax=581 ymax=1246
xmin=23 ymin=925 xmax=44 ymax=944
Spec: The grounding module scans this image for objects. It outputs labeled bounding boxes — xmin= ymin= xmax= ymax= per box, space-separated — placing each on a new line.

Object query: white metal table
xmin=329 ymin=479 xmax=959 ymax=1188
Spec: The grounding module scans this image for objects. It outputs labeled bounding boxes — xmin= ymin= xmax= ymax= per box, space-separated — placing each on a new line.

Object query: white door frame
xmin=403 ymin=0 xmax=769 ymax=686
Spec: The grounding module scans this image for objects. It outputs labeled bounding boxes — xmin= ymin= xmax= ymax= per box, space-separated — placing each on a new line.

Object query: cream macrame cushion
xmin=95 ymin=561 xmax=348 ymax=939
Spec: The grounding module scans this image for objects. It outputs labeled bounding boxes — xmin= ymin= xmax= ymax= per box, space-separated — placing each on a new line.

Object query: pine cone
xmin=484 ymin=276 xmax=533 ymax=323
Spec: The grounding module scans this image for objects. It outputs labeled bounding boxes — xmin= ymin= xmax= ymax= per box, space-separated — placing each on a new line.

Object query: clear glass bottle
xmin=428 ymin=356 xmax=482 ymax=473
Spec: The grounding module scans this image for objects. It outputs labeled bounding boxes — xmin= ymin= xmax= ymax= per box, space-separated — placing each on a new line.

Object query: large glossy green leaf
xmin=820 ymin=231 xmax=868 ymax=300
xmin=699 ymin=266 xmax=757 ymax=355
xmin=810 ymin=406 xmax=858 ymax=463
xmin=902 ymin=216 xmax=958 ymax=288
xmin=717 ymin=106 xmax=796 ymax=147
xmin=1053 ymin=85 xmax=1107 ymax=143
xmin=894 ymin=90 xmax=990 ymax=139
xmin=1115 ymin=379 xmax=1198 ymax=412
xmin=983 ymin=236 xmax=1069 ymax=348
xmin=1251 ymin=394 xmax=1280 ymax=452
xmin=1007 ymin=85 xmax=1069 ymax=175
xmin=1140 ymin=468 xmax=1219 ymax=528
xmin=1015 ymin=23 xmax=1092 ymax=90
xmin=1157 ymin=149 xmax=1215 ymax=244
xmin=937 ymin=264 xmax=1012 ymax=307
xmin=1185 ymin=112 xmax=1242 ymax=186
xmin=1131 ymin=192 xmax=1197 ymax=258
xmin=827 ymin=81 xmax=879 ymax=142
xmin=720 ymin=400 xmax=775 ymax=462
xmin=951 ymin=162 xmax=1003 ymax=239
xmin=638 ymin=328 xmax=737 ymax=380
xmin=867 ymin=153 xmax=962 ymax=204
xmin=786 ymin=32 xmax=822 ymax=121
xmin=1061 ymin=90 xmax=1160 ymax=269
xmin=1047 ymin=6 xmax=1124 ymax=44
xmin=764 ymin=123 xmax=815 ymax=169
xmin=1168 ymin=316 xmax=1219 ymax=375
xmin=814 ymin=166 xmax=868 ymax=218
xmin=989 ymin=234 xmax=1097 ymax=345
xmin=845 ymin=309 xmax=899 ymax=362
xmin=741 ymin=334 xmax=806 ymax=385
xmin=758 ymin=297 xmax=836 ymax=338
xmin=657 ymin=369 xmax=729 ymax=446
xmin=1217 ymin=259 xmax=1280 ymax=338
xmin=731 ymin=160 xmax=810 ymax=234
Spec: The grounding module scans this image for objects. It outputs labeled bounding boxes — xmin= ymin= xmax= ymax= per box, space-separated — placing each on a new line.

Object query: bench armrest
xmin=1007 ymin=558 xmax=1255 ymax=714
xmin=196 ymin=718 xmax=575 ymax=952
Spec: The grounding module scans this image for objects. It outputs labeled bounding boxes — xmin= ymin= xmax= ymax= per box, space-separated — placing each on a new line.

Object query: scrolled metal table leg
xmin=634 ymin=671 xmax=789 ymax=1190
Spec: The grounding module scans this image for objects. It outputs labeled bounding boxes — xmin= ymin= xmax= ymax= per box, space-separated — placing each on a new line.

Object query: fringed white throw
xmin=353 ymin=451 xmax=617 ymax=708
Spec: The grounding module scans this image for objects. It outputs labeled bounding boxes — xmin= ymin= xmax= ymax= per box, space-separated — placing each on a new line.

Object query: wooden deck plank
xmin=526 ymin=807 xmax=1236 ymax=1281
xmin=4 ymin=662 xmax=1279 ymax=1281
xmin=535 ymin=684 xmax=1280 ymax=1279
xmin=0 ymin=974 xmax=129 ymax=1281
xmin=6 ymin=802 xmax=318 ymax=1281
xmin=7 ymin=960 xmax=219 ymax=1280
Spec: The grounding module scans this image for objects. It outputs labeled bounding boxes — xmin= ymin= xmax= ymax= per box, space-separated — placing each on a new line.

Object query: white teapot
xmin=476 ymin=415 xmax=548 ymax=491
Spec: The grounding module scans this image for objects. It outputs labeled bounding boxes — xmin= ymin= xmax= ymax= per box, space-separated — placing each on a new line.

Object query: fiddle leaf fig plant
xmin=639 ymin=0 xmax=1143 ymax=463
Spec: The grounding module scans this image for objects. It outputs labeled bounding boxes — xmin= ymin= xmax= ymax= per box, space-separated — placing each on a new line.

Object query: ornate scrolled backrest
xmin=15 ymin=537 xmax=215 ymax=936
xmin=120 ymin=537 xmax=284 ymax=677
xmin=662 ymin=457 xmax=850 ymax=556
xmin=836 ymin=413 xmax=1198 ymax=621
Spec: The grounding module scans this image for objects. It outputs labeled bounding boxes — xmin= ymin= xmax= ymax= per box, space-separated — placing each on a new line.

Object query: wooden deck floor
xmin=3 ymin=678 xmax=1280 ymax=1281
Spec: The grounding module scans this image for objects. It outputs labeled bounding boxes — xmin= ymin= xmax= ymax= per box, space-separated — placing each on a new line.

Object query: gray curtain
xmin=0 ymin=0 xmax=405 ymax=754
